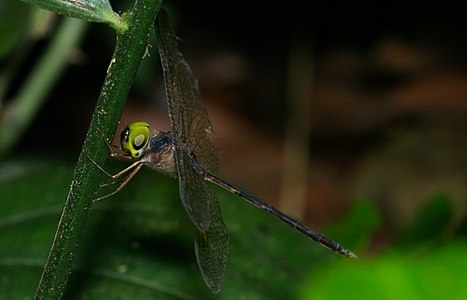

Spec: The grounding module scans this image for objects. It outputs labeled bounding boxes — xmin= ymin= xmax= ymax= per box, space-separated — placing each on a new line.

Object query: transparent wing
xmin=177 ymin=149 xmax=211 ymax=231
xmin=195 ymin=197 xmax=230 ymax=294
xmin=155 ymin=10 xmax=229 ymax=292
xmin=156 ymin=10 xmax=220 ymax=232
xmin=155 ymin=9 xmax=220 ymax=174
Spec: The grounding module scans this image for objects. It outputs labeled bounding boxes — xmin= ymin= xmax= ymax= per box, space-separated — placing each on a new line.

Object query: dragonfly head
xmin=120 ymin=121 xmax=150 ymax=158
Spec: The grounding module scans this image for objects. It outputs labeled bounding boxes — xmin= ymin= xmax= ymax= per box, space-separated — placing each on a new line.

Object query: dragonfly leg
xmin=93 ymin=162 xmax=144 ymax=202
xmin=87 ymin=154 xmax=145 ymax=202
xmin=87 ymin=154 xmax=141 ymax=179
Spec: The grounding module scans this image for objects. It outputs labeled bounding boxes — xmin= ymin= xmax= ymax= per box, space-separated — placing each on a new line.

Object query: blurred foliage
xmin=0 ymin=0 xmax=30 ymax=59
xmin=0 ymin=2 xmax=89 ymax=157
xmin=301 ymin=242 xmax=467 ymax=300
xmin=301 ymin=195 xmax=466 ymax=300
xmin=1 ymin=158 xmax=464 ymax=299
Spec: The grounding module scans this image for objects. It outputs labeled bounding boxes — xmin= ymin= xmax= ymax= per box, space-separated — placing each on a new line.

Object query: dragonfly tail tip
xmin=346 ymin=250 xmax=358 ymax=259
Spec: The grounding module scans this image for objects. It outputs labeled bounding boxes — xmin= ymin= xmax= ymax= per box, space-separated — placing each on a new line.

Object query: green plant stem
xmin=0 ymin=17 xmax=88 ymax=157
xmin=34 ymin=0 xmax=162 ymax=299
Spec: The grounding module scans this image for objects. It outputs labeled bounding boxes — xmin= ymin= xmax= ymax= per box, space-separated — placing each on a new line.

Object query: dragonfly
xmin=94 ymin=9 xmax=356 ymax=294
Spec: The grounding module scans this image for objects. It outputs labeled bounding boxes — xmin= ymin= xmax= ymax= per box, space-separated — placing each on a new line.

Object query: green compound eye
xmin=121 ymin=121 xmax=150 ymax=158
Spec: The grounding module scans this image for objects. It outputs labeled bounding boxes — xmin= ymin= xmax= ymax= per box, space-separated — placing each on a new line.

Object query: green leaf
xmin=0 ymin=158 xmax=359 ymax=298
xmin=300 ymin=242 xmax=467 ymax=300
xmin=17 ymin=0 xmax=126 ymax=31
xmin=299 ymin=196 xmax=466 ymax=300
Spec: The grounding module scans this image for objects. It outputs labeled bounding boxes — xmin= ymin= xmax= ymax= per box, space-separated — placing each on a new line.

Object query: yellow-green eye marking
xmin=120 ymin=121 xmax=149 ymax=158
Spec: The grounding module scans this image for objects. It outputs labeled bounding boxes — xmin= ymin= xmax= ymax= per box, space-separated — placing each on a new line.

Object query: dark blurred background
xmin=2 ymin=0 xmax=467 ymax=251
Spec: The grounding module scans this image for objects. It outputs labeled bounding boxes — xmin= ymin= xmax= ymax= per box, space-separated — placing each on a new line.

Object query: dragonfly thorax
xmin=143 ymin=131 xmax=177 ymax=177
